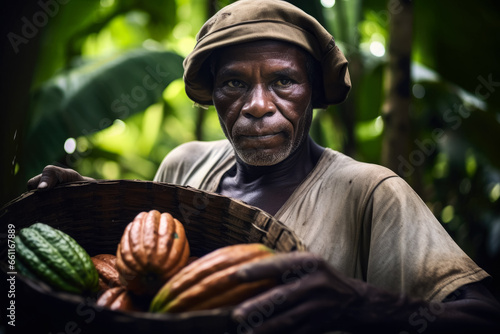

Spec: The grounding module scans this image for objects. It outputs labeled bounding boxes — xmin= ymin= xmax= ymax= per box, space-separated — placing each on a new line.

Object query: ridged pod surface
xmin=91 ymin=254 xmax=121 ymax=291
xmin=116 ymin=210 xmax=190 ymax=296
xmin=96 ymin=287 xmax=141 ymax=312
xmin=15 ymin=222 xmax=99 ymax=294
xmin=150 ymin=243 xmax=276 ymax=313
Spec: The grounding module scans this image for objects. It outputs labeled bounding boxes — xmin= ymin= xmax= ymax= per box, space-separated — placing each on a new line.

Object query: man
xmin=28 ymin=0 xmax=499 ymax=333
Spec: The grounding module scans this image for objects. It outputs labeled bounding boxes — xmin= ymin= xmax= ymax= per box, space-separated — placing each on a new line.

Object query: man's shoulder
xmin=318 ymin=149 xmax=423 ymax=214
xmin=154 ymin=139 xmax=233 ymax=183
xmin=321 ymin=149 xmax=398 ymax=185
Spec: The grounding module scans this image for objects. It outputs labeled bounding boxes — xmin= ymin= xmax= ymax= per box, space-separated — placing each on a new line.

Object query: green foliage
xmin=20 ymin=0 xmax=212 ymax=182
xmin=24 ymin=49 xmax=184 ymax=179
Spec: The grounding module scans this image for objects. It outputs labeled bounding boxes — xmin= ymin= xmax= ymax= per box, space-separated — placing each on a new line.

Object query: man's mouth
xmin=233 ymin=131 xmax=286 ymax=148
xmin=236 ymin=132 xmax=284 ymax=142
xmin=240 ymin=133 xmax=279 ymax=139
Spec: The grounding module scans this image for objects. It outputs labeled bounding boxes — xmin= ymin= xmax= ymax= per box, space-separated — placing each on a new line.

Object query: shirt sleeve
xmin=153 ymin=140 xmax=234 ymax=190
xmin=153 ymin=141 xmax=203 ymax=184
xmin=363 ymin=176 xmax=490 ymax=302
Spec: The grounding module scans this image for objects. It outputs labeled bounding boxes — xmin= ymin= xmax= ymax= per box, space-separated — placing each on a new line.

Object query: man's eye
xmin=276 ymin=78 xmax=292 ymax=87
xmin=227 ymin=80 xmax=244 ymax=88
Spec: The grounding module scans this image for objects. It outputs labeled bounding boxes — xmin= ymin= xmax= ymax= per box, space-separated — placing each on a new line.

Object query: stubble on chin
xmin=221 ymin=118 xmax=294 ymax=166
xmin=233 ymin=139 xmax=294 ymax=166
xmin=219 ymin=104 xmax=313 ymax=167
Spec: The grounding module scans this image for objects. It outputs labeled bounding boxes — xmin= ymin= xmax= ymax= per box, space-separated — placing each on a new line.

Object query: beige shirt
xmin=154 ymin=140 xmax=489 ymax=302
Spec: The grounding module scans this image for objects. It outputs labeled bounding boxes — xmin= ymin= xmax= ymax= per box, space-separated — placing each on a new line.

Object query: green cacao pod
xmin=15 ymin=222 xmax=99 ymax=294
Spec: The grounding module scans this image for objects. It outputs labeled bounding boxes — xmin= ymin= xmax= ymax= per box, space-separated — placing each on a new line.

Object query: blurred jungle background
xmin=2 ymin=0 xmax=500 ymax=297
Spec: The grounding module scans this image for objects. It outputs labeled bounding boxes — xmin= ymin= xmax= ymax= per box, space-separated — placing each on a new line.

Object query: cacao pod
xmin=15 ymin=222 xmax=99 ymax=294
xmin=116 ymin=210 xmax=190 ymax=296
xmin=91 ymin=254 xmax=121 ymax=291
xmin=96 ymin=287 xmax=141 ymax=312
xmin=150 ymin=243 xmax=276 ymax=313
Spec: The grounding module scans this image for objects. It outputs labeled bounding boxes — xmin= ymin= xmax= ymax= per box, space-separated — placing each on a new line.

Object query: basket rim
xmin=3 ymin=179 xmax=271 ymax=216
xmin=1 ymin=179 xmax=306 ymax=249
xmin=1 ymin=179 xmax=246 ymax=211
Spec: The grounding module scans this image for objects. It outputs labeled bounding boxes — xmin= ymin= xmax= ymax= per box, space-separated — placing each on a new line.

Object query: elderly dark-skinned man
xmin=28 ymin=0 xmax=500 ymax=333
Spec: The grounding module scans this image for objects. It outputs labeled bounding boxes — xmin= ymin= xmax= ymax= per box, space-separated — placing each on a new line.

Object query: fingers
xmin=233 ymin=252 xmax=335 ymax=321
xmin=261 ymin=300 xmax=339 ymax=334
xmin=233 ymin=296 xmax=339 ymax=334
xmin=232 ymin=252 xmax=363 ymax=333
xmin=27 ymin=165 xmax=85 ymax=190
xmin=236 ymin=251 xmax=326 ymax=284
xmin=27 ymin=174 xmax=43 ymax=190
xmin=233 ymin=269 xmax=336 ymax=321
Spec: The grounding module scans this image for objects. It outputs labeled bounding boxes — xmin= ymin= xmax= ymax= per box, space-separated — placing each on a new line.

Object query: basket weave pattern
xmin=0 ymin=180 xmax=305 ymax=333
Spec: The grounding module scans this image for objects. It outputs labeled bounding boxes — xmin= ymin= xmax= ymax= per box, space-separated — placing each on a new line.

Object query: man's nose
xmin=241 ymin=85 xmax=276 ymax=118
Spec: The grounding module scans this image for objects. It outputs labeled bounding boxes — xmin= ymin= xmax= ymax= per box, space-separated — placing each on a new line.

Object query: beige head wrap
xmin=183 ymin=0 xmax=351 ymax=107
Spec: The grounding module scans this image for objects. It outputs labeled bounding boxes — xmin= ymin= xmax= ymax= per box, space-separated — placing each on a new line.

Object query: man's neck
xmin=234 ymin=136 xmax=323 ymax=182
xmin=218 ymin=136 xmax=325 ymax=215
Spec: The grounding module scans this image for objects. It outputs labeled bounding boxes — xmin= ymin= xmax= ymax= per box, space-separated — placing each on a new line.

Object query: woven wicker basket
xmin=0 ymin=180 xmax=305 ymax=334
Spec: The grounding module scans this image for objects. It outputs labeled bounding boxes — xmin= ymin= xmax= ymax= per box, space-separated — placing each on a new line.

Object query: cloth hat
xmin=183 ymin=0 xmax=351 ymax=108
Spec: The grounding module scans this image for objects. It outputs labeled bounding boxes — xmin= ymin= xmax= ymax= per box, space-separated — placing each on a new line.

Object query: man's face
xmin=212 ymin=41 xmax=314 ymax=166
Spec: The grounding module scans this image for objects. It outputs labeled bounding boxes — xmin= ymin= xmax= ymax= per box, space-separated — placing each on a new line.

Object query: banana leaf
xmin=23 ymin=48 xmax=184 ymax=178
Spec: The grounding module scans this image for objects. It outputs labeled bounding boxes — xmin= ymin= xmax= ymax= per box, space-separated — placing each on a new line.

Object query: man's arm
xmin=231 ymin=252 xmax=500 ymax=334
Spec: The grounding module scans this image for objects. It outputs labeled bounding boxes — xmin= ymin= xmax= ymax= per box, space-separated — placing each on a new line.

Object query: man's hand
xmin=231 ymin=252 xmax=363 ymax=334
xmin=231 ymin=252 xmax=500 ymax=334
xmin=27 ymin=165 xmax=95 ymax=190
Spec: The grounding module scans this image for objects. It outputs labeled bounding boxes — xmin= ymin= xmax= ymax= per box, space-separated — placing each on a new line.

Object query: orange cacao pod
xmin=116 ymin=210 xmax=190 ymax=296
xmin=150 ymin=243 xmax=275 ymax=313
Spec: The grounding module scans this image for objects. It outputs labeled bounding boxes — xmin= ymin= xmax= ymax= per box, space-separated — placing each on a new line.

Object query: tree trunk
xmin=1 ymin=1 xmax=44 ymax=206
xmin=381 ymin=0 xmax=413 ymax=177
xmin=333 ymin=0 xmax=362 ymax=158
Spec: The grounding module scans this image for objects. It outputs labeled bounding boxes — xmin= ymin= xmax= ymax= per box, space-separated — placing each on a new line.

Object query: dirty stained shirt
xmin=154 ymin=139 xmax=489 ymax=302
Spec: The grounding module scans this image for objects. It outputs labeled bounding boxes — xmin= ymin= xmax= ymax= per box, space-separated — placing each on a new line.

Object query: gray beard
xmin=233 ymin=138 xmax=294 ymax=166
xmin=218 ymin=102 xmax=313 ymax=167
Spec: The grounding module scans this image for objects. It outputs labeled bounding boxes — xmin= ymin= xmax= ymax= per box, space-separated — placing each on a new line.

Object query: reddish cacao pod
xmin=91 ymin=254 xmax=121 ymax=291
xmin=96 ymin=287 xmax=141 ymax=312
